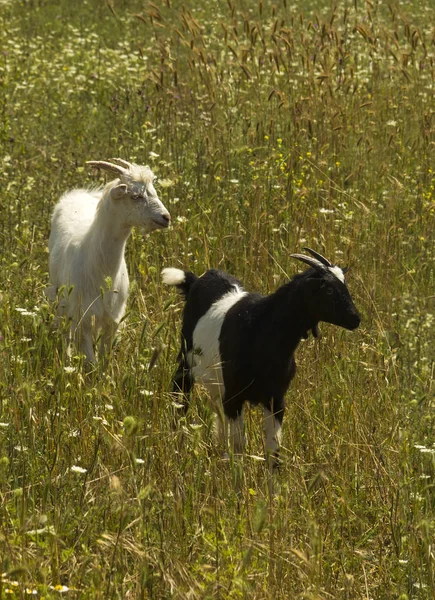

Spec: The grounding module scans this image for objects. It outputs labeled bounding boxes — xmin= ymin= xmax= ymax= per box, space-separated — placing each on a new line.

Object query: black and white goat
xmin=162 ymin=249 xmax=360 ymax=468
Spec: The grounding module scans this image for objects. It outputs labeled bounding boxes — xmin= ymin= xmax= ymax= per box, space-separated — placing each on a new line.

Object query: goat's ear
xmin=110 ymin=183 xmax=128 ymax=200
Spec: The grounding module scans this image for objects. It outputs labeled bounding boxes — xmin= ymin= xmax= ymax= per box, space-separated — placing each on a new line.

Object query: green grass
xmin=0 ymin=0 xmax=434 ymax=597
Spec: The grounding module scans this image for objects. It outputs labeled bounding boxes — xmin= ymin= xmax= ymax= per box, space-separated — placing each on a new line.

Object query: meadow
xmin=0 ymin=0 xmax=434 ymax=597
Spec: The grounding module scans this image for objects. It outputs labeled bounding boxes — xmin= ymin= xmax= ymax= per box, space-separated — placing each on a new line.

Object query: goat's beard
xmin=138 ymin=224 xmax=155 ymax=235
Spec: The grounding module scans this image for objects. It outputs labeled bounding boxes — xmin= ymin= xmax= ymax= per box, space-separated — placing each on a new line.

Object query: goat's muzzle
xmin=153 ymin=213 xmax=171 ymax=229
xmin=346 ymin=312 xmax=361 ymax=330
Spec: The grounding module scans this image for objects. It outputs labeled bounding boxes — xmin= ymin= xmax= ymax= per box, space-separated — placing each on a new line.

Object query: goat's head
xmin=291 ymin=247 xmax=361 ymax=331
xmin=87 ymin=158 xmax=171 ymax=233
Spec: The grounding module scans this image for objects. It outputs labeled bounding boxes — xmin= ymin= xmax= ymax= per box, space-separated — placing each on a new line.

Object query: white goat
xmin=47 ymin=158 xmax=171 ymax=363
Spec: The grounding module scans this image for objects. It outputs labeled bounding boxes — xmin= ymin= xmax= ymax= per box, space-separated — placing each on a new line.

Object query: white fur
xmin=161 ymin=267 xmax=185 ymax=286
xmin=264 ymin=408 xmax=282 ymax=468
xmin=48 ymin=163 xmax=170 ymax=362
xmin=211 ymin=395 xmax=245 ymax=454
xmin=329 ymin=265 xmax=345 ymax=283
xmin=190 ymin=286 xmax=247 ymax=398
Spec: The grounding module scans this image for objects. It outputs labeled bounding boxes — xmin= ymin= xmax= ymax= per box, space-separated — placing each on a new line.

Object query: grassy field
xmin=0 ymin=0 xmax=434 ymax=597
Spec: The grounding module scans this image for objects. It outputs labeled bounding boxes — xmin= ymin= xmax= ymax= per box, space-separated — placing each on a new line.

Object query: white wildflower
xmin=172 ymin=401 xmax=185 ymax=409
xmin=50 ymin=584 xmax=70 ymax=593
xmin=15 ymin=307 xmax=37 ymax=317
xmin=158 ymin=178 xmax=174 ymax=188
xmin=26 ymin=525 xmax=56 ymax=536
xmin=70 ymin=465 xmax=87 ymax=474
xmin=14 ymin=445 xmax=28 ymax=452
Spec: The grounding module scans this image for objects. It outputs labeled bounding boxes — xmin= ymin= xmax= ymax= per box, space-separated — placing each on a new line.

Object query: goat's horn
xmin=109 ymin=158 xmax=135 ymax=169
xmin=86 ymin=160 xmax=129 ymax=177
xmin=290 ymin=253 xmax=326 ymax=271
xmin=302 ymin=247 xmax=333 ymax=267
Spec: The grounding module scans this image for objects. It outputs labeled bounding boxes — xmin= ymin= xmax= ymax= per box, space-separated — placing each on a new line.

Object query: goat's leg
xmin=172 ymin=352 xmax=194 ymax=413
xmin=81 ymin=333 xmax=95 ymax=363
xmin=263 ymin=399 xmax=284 ymax=471
xmin=228 ymin=410 xmax=245 ymax=456
xmin=64 ymin=319 xmax=74 ymax=360
xmin=75 ymin=322 xmax=95 ymax=363
xmin=99 ymin=319 xmax=118 ymax=359
xmin=225 ymin=402 xmax=245 ymax=490
xmin=208 ymin=388 xmax=227 ymax=449
xmin=224 ymin=398 xmax=245 ymax=456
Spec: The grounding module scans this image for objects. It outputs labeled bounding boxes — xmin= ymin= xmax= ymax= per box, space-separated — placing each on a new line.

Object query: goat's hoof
xmin=273 ymin=459 xmax=282 ymax=472
xmin=268 ymin=451 xmax=281 ymax=472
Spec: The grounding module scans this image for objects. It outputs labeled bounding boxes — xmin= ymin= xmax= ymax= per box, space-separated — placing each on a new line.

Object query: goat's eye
xmin=131 ymin=194 xmax=142 ymax=201
xmin=326 ymin=287 xmax=334 ymax=295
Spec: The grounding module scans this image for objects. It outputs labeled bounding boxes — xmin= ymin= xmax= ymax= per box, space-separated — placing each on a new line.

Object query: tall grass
xmin=0 ymin=0 xmax=434 ymax=597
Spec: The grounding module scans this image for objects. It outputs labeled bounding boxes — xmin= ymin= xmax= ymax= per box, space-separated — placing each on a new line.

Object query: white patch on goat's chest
xmin=190 ymin=286 xmax=247 ymax=398
xmin=328 ymin=265 xmax=345 ymax=283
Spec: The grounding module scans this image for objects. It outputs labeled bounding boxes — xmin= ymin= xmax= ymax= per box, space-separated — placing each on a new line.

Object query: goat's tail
xmin=161 ymin=268 xmax=197 ymax=299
